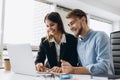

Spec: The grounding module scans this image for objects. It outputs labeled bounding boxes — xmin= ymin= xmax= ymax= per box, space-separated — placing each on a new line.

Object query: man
xmin=61 ymin=9 xmax=114 ymax=75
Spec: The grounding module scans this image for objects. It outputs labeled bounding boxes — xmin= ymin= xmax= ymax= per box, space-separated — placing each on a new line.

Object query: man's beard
xmin=74 ymin=27 xmax=83 ymax=37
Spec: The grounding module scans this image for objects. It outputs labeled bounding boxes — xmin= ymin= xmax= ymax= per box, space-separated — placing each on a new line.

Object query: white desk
xmin=0 ymin=69 xmax=108 ymax=80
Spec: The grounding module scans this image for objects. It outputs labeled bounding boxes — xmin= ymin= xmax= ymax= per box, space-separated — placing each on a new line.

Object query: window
xmin=3 ymin=0 xmax=54 ymax=48
xmin=89 ymin=16 xmax=113 ymax=37
xmin=33 ymin=1 xmax=54 ymax=46
xmin=56 ymin=6 xmax=72 ymax=34
xmin=1 ymin=0 xmax=55 ymax=60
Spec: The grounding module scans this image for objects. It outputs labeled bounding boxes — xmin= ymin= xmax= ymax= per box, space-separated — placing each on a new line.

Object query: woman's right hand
xmin=35 ymin=63 xmax=46 ymax=72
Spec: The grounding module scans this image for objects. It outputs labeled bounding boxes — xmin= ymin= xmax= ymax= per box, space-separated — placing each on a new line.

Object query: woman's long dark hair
xmin=44 ymin=12 xmax=66 ymax=41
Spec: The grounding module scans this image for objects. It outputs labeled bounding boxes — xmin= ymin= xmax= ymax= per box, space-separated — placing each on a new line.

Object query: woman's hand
xmin=49 ymin=66 xmax=62 ymax=73
xmin=35 ymin=63 xmax=47 ymax=72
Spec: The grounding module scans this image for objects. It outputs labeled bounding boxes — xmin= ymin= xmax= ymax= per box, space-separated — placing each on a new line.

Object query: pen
xmin=60 ymin=74 xmax=73 ymax=80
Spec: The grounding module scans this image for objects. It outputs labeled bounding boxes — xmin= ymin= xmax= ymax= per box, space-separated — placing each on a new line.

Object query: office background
xmin=0 ymin=0 xmax=120 ymax=63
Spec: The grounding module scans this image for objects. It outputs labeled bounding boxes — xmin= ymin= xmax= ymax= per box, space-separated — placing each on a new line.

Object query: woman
xmin=35 ymin=12 xmax=78 ymax=73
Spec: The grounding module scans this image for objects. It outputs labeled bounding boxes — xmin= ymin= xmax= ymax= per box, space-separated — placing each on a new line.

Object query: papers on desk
xmin=37 ymin=71 xmax=63 ymax=78
xmin=90 ymin=76 xmax=108 ymax=80
xmin=28 ymin=71 xmax=108 ymax=80
xmin=37 ymin=72 xmax=108 ymax=80
xmin=68 ymin=74 xmax=108 ymax=80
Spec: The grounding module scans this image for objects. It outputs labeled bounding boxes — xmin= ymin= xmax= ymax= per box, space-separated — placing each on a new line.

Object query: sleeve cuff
xmin=86 ymin=64 xmax=95 ymax=74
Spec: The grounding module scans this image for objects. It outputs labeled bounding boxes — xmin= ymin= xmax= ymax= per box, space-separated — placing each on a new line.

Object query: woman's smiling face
xmin=45 ymin=19 xmax=59 ymax=36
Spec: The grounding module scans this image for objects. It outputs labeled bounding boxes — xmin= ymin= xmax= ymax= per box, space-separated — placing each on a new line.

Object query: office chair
xmin=111 ymin=31 xmax=120 ymax=75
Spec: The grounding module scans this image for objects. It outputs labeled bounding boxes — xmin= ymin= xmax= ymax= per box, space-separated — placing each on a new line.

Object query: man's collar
xmin=78 ymin=29 xmax=92 ymax=40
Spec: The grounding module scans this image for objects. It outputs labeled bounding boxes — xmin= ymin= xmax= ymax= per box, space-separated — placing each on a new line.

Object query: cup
xmin=4 ymin=59 xmax=11 ymax=71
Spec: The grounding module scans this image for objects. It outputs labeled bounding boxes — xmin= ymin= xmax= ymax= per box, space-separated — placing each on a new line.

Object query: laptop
xmin=7 ymin=44 xmax=56 ymax=77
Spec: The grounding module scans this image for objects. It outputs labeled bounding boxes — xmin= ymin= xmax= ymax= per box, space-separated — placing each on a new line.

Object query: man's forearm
xmin=72 ymin=67 xmax=90 ymax=74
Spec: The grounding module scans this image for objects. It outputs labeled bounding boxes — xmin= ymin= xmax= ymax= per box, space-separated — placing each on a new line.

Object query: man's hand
xmin=49 ymin=66 xmax=62 ymax=73
xmin=35 ymin=63 xmax=47 ymax=72
xmin=61 ymin=60 xmax=74 ymax=74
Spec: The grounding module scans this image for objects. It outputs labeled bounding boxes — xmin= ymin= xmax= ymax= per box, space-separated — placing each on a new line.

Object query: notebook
xmin=7 ymin=44 xmax=54 ymax=77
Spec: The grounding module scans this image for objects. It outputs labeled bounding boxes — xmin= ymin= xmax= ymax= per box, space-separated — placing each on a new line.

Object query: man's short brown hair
xmin=66 ymin=9 xmax=87 ymax=24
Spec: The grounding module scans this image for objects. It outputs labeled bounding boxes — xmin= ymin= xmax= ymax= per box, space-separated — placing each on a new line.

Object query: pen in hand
xmin=36 ymin=63 xmax=48 ymax=72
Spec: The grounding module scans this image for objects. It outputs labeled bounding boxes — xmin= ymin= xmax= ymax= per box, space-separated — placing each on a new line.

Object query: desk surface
xmin=0 ymin=69 xmax=108 ymax=80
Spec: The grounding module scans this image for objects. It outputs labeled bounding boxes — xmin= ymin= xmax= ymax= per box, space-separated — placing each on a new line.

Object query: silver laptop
xmin=7 ymin=44 xmax=53 ymax=77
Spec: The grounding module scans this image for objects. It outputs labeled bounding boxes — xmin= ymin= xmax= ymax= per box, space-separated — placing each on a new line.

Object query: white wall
xmin=0 ymin=0 xmax=2 ymax=48
xmin=113 ymin=21 xmax=120 ymax=31
xmin=0 ymin=0 xmax=2 ymax=29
